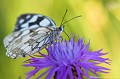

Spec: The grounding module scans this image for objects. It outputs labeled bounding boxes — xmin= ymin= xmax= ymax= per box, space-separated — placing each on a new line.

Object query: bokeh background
xmin=0 ymin=0 xmax=120 ymax=79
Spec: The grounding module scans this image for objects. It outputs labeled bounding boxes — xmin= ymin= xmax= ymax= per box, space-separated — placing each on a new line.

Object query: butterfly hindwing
xmin=5 ymin=27 xmax=57 ymax=58
xmin=4 ymin=31 xmax=22 ymax=48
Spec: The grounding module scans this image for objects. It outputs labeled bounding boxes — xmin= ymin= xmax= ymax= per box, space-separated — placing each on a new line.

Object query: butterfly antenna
xmin=63 ymin=30 xmax=70 ymax=39
xmin=60 ymin=9 xmax=68 ymax=26
xmin=62 ymin=15 xmax=81 ymax=39
xmin=62 ymin=15 xmax=82 ymax=27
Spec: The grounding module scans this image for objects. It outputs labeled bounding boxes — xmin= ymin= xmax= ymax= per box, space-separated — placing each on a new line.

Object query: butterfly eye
xmin=59 ymin=26 xmax=64 ymax=32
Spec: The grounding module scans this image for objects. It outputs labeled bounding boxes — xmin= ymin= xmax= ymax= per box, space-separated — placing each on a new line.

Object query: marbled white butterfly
xmin=3 ymin=10 xmax=80 ymax=59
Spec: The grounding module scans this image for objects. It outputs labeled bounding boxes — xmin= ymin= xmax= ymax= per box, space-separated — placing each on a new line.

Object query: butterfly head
xmin=58 ymin=26 xmax=64 ymax=32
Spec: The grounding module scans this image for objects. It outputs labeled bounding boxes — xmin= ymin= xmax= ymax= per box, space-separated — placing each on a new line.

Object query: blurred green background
xmin=0 ymin=0 xmax=120 ymax=79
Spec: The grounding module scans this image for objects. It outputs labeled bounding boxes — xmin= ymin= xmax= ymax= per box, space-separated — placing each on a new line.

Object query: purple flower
xmin=23 ymin=38 xmax=110 ymax=79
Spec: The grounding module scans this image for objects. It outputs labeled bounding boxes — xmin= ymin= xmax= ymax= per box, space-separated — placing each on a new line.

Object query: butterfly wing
xmin=4 ymin=31 xmax=22 ymax=48
xmin=4 ymin=27 xmax=58 ymax=58
xmin=14 ymin=14 xmax=56 ymax=32
xmin=4 ymin=14 xmax=58 ymax=58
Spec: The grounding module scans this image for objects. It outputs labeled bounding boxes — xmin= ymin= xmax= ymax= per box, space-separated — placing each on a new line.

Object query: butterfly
xmin=3 ymin=10 xmax=81 ymax=59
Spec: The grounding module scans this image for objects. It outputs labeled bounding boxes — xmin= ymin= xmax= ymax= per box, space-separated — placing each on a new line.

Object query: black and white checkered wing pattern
xmin=14 ymin=14 xmax=56 ymax=32
xmin=4 ymin=14 xmax=56 ymax=49
xmin=4 ymin=31 xmax=22 ymax=48
xmin=3 ymin=14 xmax=59 ymax=58
xmin=4 ymin=27 xmax=57 ymax=58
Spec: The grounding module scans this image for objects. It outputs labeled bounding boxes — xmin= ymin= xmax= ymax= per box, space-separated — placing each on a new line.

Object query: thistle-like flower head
xmin=24 ymin=38 xmax=110 ymax=79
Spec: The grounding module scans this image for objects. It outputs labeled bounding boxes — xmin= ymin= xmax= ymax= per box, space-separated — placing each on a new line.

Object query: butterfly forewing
xmin=14 ymin=14 xmax=56 ymax=32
